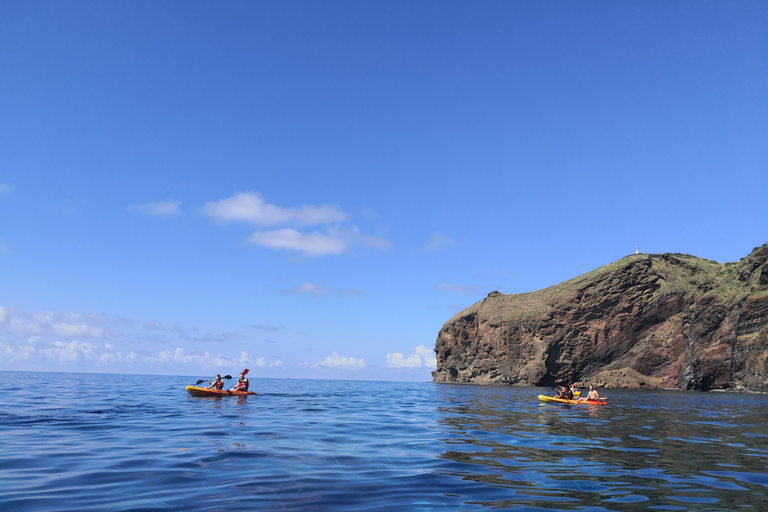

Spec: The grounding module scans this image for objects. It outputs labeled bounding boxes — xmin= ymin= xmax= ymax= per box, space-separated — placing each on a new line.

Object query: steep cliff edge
xmin=432 ymin=244 xmax=768 ymax=391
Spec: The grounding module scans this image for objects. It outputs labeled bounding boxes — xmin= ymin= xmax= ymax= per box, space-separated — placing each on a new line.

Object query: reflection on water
xmin=434 ymin=386 xmax=768 ymax=510
xmin=0 ymin=372 xmax=766 ymax=512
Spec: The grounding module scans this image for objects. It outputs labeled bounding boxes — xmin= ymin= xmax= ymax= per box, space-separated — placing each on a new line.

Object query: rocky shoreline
xmin=432 ymin=244 xmax=768 ymax=392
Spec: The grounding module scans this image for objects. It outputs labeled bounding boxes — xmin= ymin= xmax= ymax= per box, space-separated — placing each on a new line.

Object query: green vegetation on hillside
xmin=450 ymin=244 xmax=767 ymax=325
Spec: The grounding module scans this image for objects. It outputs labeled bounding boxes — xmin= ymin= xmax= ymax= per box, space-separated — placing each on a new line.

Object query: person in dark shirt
xmin=554 ymin=385 xmax=573 ymax=400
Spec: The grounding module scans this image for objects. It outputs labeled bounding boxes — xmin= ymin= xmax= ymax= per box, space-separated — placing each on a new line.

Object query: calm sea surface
xmin=1 ymin=371 xmax=766 ymax=511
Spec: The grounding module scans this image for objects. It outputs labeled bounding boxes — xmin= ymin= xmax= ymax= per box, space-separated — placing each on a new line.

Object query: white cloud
xmin=52 ymin=323 xmax=104 ymax=338
xmin=204 ymin=192 xmax=389 ymax=257
xmin=284 ymin=282 xmax=331 ymax=298
xmin=144 ymin=347 xmax=255 ymax=370
xmin=237 ymin=351 xmax=251 ymax=365
xmin=415 ymin=344 xmax=437 ymax=368
xmin=435 ymin=283 xmax=482 ymax=294
xmin=0 ymin=307 xmax=111 ymax=339
xmin=0 ymin=309 xmax=267 ymax=373
xmin=386 ymin=351 xmax=422 ymax=368
xmin=204 ymin=192 xmax=345 ymax=226
xmin=144 ymin=321 xmax=165 ymax=330
xmin=386 ymin=344 xmax=437 ymax=368
xmin=128 ymin=200 xmax=181 ymax=216
xmin=250 ymin=228 xmax=348 ymax=256
xmin=313 ymin=352 xmax=366 ymax=369
xmin=422 ymin=233 xmax=456 ymax=252
xmin=1 ymin=338 xmax=110 ymax=365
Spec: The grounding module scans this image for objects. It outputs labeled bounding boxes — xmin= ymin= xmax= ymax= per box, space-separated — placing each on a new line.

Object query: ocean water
xmin=1 ymin=372 xmax=767 ymax=512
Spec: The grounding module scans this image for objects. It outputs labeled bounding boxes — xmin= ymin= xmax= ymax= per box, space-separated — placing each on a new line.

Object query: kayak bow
xmin=186 ymin=386 xmax=256 ymax=397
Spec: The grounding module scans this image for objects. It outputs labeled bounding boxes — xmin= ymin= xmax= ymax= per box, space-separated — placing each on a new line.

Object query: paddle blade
xmin=223 ymin=375 xmax=232 ymax=380
xmin=242 ymin=368 xmax=250 ymax=376
xmin=195 ymin=379 xmax=205 ymax=385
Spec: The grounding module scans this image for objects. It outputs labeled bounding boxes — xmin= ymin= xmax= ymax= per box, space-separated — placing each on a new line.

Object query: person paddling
xmin=207 ymin=374 xmax=224 ymax=390
xmin=231 ymin=369 xmax=249 ymax=392
xmin=554 ymin=385 xmax=573 ymax=400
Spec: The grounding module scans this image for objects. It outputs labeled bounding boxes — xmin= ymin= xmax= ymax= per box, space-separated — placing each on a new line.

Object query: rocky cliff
xmin=432 ymin=244 xmax=768 ymax=392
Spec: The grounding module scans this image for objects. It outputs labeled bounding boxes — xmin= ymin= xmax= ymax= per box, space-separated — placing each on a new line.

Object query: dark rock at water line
xmin=432 ymin=243 xmax=768 ymax=392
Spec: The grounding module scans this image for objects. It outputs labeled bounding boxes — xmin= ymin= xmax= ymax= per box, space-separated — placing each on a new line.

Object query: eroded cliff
xmin=432 ymin=244 xmax=768 ymax=391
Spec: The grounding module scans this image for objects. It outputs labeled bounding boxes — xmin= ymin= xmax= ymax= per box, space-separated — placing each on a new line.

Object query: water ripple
xmin=1 ymin=372 xmax=768 ymax=511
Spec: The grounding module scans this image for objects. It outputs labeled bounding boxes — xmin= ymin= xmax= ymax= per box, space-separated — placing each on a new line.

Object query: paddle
xmin=194 ymin=375 xmax=232 ymax=385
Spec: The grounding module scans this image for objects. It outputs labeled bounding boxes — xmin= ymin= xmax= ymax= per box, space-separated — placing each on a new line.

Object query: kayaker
xmin=207 ymin=374 xmax=224 ymax=390
xmin=580 ymin=384 xmax=601 ymax=402
xmin=231 ymin=372 xmax=249 ymax=392
xmin=554 ymin=385 xmax=573 ymax=400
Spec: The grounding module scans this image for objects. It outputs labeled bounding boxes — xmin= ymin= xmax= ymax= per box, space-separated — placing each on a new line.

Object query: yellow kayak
xmin=538 ymin=394 xmax=606 ymax=405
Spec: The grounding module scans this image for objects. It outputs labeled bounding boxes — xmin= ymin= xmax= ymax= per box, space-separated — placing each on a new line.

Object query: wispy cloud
xmin=250 ymin=228 xmax=347 ymax=256
xmin=312 ymin=352 xmax=366 ymax=369
xmin=204 ymin=192 xmax=345 ymax=226
xmin=249 ymin=226 xmax=389 ymax=257
xmin=251 ymin=356 xmax=284 ymax=368
xmin=204 ymin=192 xmax=389 ymax=257
xmin=435 ymin=283 xmax=482 ymax=294
xmin=144 ymin=321 xmax=165 ymax=330
xmin=422 ymin=233 xmax=456 ymax=252
xmin=0 ymin=306 xmax=114 ymax=339
xmin=284 ymin=281 xmax=331 ymax=298
xmin=145 ymin=348 xmax=253 ymax=368
xmin=385 ymin=344 xmax=436 ymax=368
xmin=0 ymin=337 xmax=258 ymax=371
xmin=173 ymin=325 xmax=242 ymax=343
xmin=249 ymin=324 xmax=285 ymax=331
xmin=128 ymin=200 xmax=181 ymax=217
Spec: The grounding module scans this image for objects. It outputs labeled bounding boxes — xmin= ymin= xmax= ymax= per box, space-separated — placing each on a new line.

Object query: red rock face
xmin=432 ymin=245 xmax=768 ymax=392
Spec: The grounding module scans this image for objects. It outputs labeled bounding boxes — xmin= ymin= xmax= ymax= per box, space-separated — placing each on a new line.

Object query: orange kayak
xmin=538 ymin=394 xmax=606 ymax=405
xmin=186 ymin=385 xmax=256 ymax=397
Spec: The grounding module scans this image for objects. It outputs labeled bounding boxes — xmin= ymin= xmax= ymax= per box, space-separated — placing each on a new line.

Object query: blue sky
xmin=1 ymin=1 xmax=766 ymax=382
